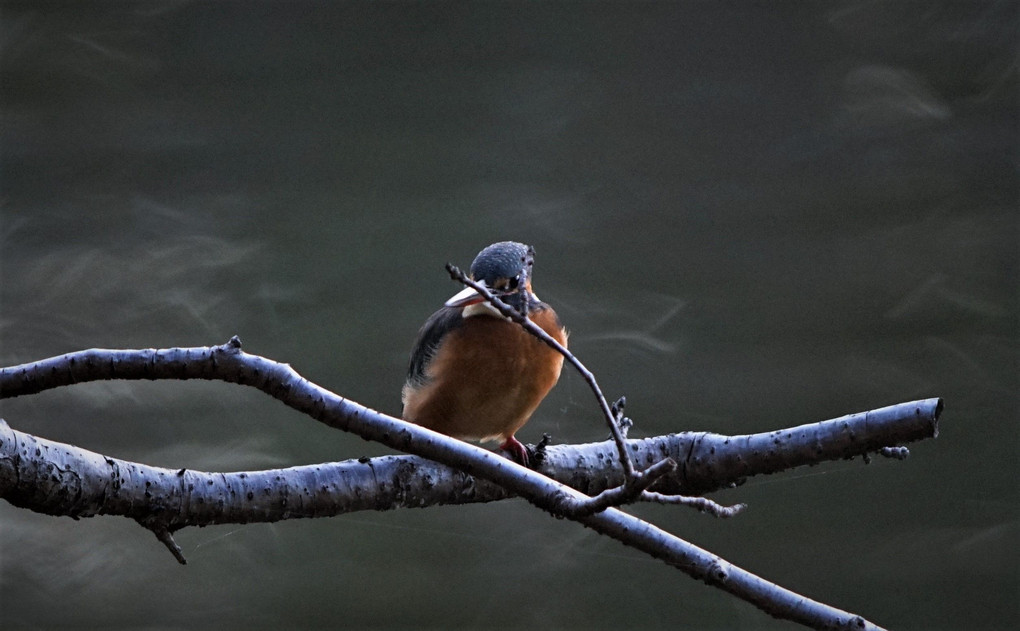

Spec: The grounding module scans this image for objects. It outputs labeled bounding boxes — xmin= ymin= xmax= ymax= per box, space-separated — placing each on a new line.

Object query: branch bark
xmin=1 ymin=396 xmax=940 ymax=525
xmin=0 ymin=340 xmax=942 ymax=630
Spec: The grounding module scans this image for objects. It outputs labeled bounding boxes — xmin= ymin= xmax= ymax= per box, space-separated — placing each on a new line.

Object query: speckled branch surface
xmin=0 ymin=339 xmax=941 ymax=630
xmin=0 ymin=397 xmax=941 ymax=524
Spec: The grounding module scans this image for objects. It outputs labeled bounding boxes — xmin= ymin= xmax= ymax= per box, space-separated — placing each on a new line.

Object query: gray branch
xmin=0 ymin=396 xmax=939 ymax=526
xmin=0 ymin=339 xmax=942 ymax=630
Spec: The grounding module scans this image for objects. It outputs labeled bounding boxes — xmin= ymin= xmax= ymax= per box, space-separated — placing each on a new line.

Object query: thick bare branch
xmin=0 ymin=396 xmax=940 ymax=525
xmin=0 ymin=342 xmax=940 ymax=629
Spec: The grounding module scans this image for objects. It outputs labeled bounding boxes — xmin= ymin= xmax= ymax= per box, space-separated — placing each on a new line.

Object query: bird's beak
xmin=445 ymin=284 xmax=486 ymax=307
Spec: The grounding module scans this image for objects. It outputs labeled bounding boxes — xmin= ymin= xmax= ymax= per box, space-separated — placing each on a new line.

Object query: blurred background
xmin=1 ymin=2 xmax=1016 ymax=629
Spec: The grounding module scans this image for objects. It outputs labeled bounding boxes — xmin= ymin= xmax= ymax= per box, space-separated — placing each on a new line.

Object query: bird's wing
xmin=406 ymin=306 xmax=463 ymax=388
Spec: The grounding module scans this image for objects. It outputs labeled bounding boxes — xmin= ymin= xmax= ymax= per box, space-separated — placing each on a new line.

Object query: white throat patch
xmin=461 ymin=291 xmax=537 ymax=320
xmin=462 ymin=301 xmax=504 ymax=319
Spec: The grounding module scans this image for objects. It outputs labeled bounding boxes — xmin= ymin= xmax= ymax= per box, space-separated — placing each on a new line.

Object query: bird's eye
xmin=507 ymin=275 xmax=520 ymax=290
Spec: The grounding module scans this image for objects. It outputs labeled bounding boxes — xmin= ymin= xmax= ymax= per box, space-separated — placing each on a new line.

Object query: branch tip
xmin=642 ymin=492 xmax=747 ymax=518
xmin=445 ymin=263 xmax=464 ymax=280
xmin=878 ymin=446 xmax=909 ymax=460
xmin=143 ymin=521 xmax=187 ymax=565
xmin=611 ymin=396 xmax=626 ymax=415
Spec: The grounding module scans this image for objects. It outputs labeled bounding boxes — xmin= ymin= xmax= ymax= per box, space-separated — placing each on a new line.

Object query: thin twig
xmin=445 ymin=263 xmax=739 ymax=517
xmin=576 ymin=457 xmax=677 ymax=516
xmin=611 ymin=396 xmax=633 ymax=438
xmin=144 ymin=521 xmax=187 ymax=565
xmin=642 ymin=492 xmax=748 ymax=518
xmin=445 ymin=264 xmax=637 ymax=478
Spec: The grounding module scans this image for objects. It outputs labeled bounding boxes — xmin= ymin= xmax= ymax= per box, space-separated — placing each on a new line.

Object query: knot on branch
xmin=530 ymin=434 xmax=554 ymax=467
xmin=220 ymin=336 xmax=243 ymax=352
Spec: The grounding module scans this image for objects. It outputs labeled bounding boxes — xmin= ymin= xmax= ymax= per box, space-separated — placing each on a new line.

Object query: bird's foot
xmin=498 ymin=436 xmax=530 ymax=468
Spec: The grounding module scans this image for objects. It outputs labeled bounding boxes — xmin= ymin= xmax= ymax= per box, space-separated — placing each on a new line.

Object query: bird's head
xmin=445 ymin=241 xmax=536 ymax=315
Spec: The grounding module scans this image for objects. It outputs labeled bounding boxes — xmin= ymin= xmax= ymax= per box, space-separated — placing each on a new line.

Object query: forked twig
xmin=446 ymin=263 xmax=685 ymax=511
xmin=0 ymin=340 xmax=929 ymax=628
xmin=445 ymin=264 xmax=635 ymax=472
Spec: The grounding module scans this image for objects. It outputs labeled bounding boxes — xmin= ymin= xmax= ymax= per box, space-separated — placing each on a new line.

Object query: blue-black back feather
xmin=406 ymin=306 xmax=462 ymax=387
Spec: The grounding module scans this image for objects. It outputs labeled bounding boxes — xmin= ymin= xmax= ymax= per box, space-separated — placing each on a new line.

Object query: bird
xmin=401 ymin=241 xmax=568 ymax=466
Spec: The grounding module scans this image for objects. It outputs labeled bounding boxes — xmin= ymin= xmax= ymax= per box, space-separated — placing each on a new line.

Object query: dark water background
xmin=1 ymin=2 xmax=1016 ymax=629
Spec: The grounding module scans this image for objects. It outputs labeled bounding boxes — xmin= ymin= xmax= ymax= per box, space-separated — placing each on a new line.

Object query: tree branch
xmin=0 ymin=396 xmax=939 ymax=523
xmin=0 ymin=341 xmax=941 ymax=630
xmin=445 ymin=264 xmax=643 ymax=486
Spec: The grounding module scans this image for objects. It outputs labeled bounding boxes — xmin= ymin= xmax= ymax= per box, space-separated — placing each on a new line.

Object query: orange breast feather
xmin=402 ymin=307 xmax=566 ymax=443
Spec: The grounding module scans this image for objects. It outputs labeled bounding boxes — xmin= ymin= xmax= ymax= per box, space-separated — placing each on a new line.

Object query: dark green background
xmin=1 ymin=2 xmax=1016 ymax=629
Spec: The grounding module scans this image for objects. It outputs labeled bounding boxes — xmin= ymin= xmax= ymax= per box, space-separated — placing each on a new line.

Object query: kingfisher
xmin=401 ymin=241 xmax=568 ymax=465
